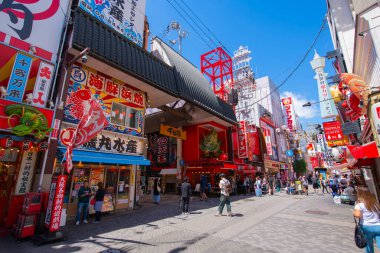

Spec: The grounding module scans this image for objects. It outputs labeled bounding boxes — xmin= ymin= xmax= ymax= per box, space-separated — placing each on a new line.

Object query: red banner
xmin=309 ymin=156 xmax=319 ymax=168
xmin=237 ymin=121 xmax=248 ymax=158
xmin=323 ymin=121 xmax=344 ymax=141
xmin=45 ymin=175 xmax=67 ymax=232
xmin=247 ymin=124 xmax=261 ymax=158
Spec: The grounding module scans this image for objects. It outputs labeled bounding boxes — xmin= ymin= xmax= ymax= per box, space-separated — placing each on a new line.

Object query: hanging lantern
xmin=329 ymin=147 xmax=346 ymax=163
xmin=38 ymin=142 xmax=49 ymax=151
xmin=219 ymin=152 xmax=228 ymax=161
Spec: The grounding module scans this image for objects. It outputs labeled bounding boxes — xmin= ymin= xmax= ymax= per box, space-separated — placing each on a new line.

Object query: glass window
xmin=111 ymin=103 xmax=139 ymax=129
xmin=105 ymin=169 xmax=118 ymax=194
xmin=117 ymin=168 xmax=130 ymax=206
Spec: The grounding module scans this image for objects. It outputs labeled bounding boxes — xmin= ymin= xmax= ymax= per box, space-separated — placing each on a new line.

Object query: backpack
xmin=224 ymin=179 xmax=232 ymax=194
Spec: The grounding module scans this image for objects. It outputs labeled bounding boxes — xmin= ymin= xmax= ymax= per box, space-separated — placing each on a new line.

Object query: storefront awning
xmin=347 ymin=142 xmax=379 ymax=160
xmin=59 ymin=148 xmax=150 ymax=165
xmin=160 ymin=168 xmax=177 ymax=175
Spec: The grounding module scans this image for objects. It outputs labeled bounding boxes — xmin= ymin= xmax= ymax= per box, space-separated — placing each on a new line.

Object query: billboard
xmin=78 ymin=0 xmax=147 ymax=47
xmin=0 ymin=0 xmax=70 ymax=61
xmin=281 ymin=97 xmax=296 ymax=131
xmin=322 ymin=121 xmax=349 ymax=147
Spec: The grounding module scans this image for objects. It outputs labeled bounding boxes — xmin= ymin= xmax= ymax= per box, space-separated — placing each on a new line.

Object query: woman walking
xmin=353 ymin=187 xmax=380 ymax=253
xmin=153 ymin=178 xmax=161 ymax=204
xmin=94 ymin=182 xmax=105 ymax=223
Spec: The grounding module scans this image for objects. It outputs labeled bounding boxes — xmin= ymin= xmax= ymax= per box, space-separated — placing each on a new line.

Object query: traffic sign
xmin=286 ymin=150 xmax=294 ymax=157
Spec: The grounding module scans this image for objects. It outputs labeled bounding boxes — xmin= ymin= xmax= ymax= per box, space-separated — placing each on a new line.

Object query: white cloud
xmin=281 ymin=91 xmax=319 ymax=119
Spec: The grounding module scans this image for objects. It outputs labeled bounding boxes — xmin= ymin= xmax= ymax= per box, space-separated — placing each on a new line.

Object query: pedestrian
xmin=216 ymin=173 xmax=232 ymax=217
xmin=321 ymin=178 xmax=329 ymax=194
xmin=94 ymin=182 xmax=105 ymax=223
xmin=312 ymin=175 xmax=318 ymax=194
xmin=76 ymin=180 xmax=92 ymax=225
xmin=200 ymin=175 xmax=207 ymax=200
xmin=153 ymin=178 xmax=161 ymax=204
xmin=243 ymin=175 xmax=250 ymax=195
xmin=255 ymin=176 xmax=262 ymax=197
xmin=268 ymin=175 xmax=274 ymax=195
xmin=302 ymin=176 xmax=308 ymax=195
xmin=275 ymin=178 xmax=281 ymax=192
xmin=353 ymin=187 xmax=380 ymax=253
xmin=181 ymin=177 xmax=191 ymax=215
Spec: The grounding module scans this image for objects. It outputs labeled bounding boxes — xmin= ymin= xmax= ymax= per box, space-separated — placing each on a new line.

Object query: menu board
xmin=89 ymin=193 xmax=114 ymax=214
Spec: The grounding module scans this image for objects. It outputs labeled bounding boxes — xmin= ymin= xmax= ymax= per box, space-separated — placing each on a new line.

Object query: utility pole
xmin=161 ymin=21 xmax=188 ymax=55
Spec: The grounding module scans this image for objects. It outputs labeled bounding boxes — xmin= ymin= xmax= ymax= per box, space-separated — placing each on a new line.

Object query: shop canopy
xmin=58 ymin=148 xmax=150 ymax=165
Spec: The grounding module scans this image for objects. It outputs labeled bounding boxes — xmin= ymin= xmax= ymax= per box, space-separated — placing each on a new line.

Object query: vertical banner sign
xmin=78 ymin=0 xmax=147 ymax=47
xmin=369 ymin=92 xmax=380 ymax=155
xmin=237 ymin=121 xmax=248 ymax=158
xmin=6 ymin=53 xmax=32 ymax=102
xmin=281 ymin=97 xmax=296 ymax=131
xmin=14 ymin=151 xmax=38 ymax=195
xmin=32 ymin=62 xmax=55 ymax=107
xmin=264 ymin=129 xmax=273 ymax=156
xmin=45 ymin=175 xmax=67 ymax=232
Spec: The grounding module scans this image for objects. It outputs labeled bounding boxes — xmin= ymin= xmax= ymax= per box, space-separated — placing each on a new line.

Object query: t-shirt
xmin=195 ymin=183 xmax=200 ymax=192
xmin=95 ymin=189 xmax=106 ymax=201
xmin=355 ymin=202 xmax=380 ymax=226
xmin=219 ymin=179 xmax=230 ymax=196
xmin=181 ymin=182 xmax=191 ymax=198
xmin=78 ymin=186 xmax=91 ymax=203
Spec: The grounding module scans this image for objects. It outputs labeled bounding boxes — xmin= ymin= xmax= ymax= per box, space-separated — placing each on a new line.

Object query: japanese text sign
xmin=7 ymin=53 xmax=32 ymax=103
xmin=281 ymin=97 xmax=296 ymax=131
xmin=0 ymin=0 xmax=70 ymax=60
xmin=314 ymin=70 xmax=338 ymax=119
xmin=264 ymin=128 xmax=273 ymax=156
xmin=79 ymin=0 xmax=147 ymax=47
xmin=160 ymin=124 xmax=186 ymax=140
xmin=14 ymin=151 xmax=38 ymax=195
xmin=322 ymin=121 xmax=344 ymax=141
xmin=45 ymin=175 xmax=67 ymax=232
xmin=237 ymin=121 xmax=248 ymax=158
xmin=31 ymin=61 xmax=54 ymax=107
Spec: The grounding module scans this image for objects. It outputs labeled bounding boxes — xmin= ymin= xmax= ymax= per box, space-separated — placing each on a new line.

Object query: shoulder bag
xmin=354 ymin=217 xmax=367 ymax=249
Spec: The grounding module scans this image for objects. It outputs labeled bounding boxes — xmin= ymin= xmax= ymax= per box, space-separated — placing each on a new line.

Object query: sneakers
xmin=76 ymin=221 xmax=80 ymax=225
xmin=185 ymin=212 xmax=190 ymax=215
xmin=83 ymin=220 xmax=88 ymax=224
xmin=215 ymin=213 xmax=222 ymax=217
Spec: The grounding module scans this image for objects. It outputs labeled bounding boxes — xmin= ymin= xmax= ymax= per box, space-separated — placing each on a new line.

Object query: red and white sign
xmin=264 ymin=129 xmax=273 ymax=156
xmin=281 ymin=97 xmax=296 ymax=131
xmin=0 ymin=0 xmax=70 ymax=61
xmin=237 ymin=121 xmax=248 ymax=158
xmin=247 ymin=124 xmax=261 ymax=158
xmin=306 ymin=143 xmax=314 ymax=151
xmin=60 ymin=127 xmax=76 ymax=147
xmin=31 ymin=62 xmax=54 ymax=107
xmin=45 ymin=175 xmax=67 ymax=232
xmin=322 ymin=121 xmax=344 ymax=141
xmin=51 ymin=119 xmax=61 ymax=140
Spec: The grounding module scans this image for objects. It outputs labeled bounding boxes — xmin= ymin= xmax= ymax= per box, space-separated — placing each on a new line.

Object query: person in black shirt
xmin=94 ymin=182 xmax=105 ymax=223
xmin=181 ymin=177 xmax=191 ymax=215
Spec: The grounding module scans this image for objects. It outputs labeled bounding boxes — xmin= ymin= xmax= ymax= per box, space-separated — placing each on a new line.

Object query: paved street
xmin=0 ymin=192 xmax=372 ymax=253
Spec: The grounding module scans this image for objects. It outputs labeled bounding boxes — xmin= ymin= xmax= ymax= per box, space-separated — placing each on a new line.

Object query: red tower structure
xmin=201 ymin=47 xmax=234 ymax=102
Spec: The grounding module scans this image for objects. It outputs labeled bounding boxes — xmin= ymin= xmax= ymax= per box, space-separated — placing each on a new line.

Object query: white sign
xmin=315 ymin=70 xmax=339 ymax=119
xmin=32 ymin=61 xmax=55 ymax=107
xmin=0 ymin=0 xmax=70 ymax=60
xmin=14 ymin=151 xmax=38 ymax=195
xmin=78 ymin=0 xmax=147 ymax=47
xmin=281 ymin=97 xmax=297 ymax=131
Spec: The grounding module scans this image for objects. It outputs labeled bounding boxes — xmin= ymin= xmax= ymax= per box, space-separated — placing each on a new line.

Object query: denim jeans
xmin=362 ymin=224 xmax=380 ymax=253
xmin=218 ymin=194 xmax=231 ymax=214
xmin=182 ymin=197 xmax=189 ymax=213
xmin=76 ymin=202 xmax=89 ymax=222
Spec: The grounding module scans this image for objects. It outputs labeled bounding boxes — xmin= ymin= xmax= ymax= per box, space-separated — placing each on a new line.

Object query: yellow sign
xmin=160 ymin=124 xmax=186 ymax=140
xmin=326 ymin=136 xmax=349 ymax=147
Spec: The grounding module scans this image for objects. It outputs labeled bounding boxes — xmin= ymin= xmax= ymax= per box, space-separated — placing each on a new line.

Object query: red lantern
xmin=219 ymin=153 xmax=228 ymax=161
xmin=23 ymin=140 xmax=32 ymax=151
xmin=38 ymin=142 xmax=49 ymax=151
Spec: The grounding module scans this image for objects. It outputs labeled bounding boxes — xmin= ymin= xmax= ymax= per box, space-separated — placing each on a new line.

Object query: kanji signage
xmin=237 ymin=121 xmax=248 ymax=158
xmin=281 ymin=97 xmax=296 ymax=131
xmin=31 ymin=61 xmax=55 ymax=107
xmin=160 ymin=124 xmax=186 ymax=140
xmin=264 ymin=129 xmax=273 ymax=156
xmin=14 ymin=151 xmax=38 ymax=195
xmin=314 ymin=68 xmax=338 ymax=119
xmin=6 ymin=53 xmax=32 ymax=103
xmin=147 ymin=133 xmax=176 ymax=167
xmin=322 ymin=121 xmax=349 ymax=147
xmin=45 ymin=175 xmax=67 ymax=232
xmin=246 ymin=124 xmax=261 ymax=159
xmin=78 ymin=0 xmax=147 ymax=47
xmin=59 ymin=123 xmax=144 ymax=155
xmin=0 ymin=0 xmax=70 ymax=61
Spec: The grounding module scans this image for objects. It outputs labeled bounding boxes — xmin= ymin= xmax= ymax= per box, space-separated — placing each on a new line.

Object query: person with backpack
xmin=216 ymin=173 xmax=232 ymax=217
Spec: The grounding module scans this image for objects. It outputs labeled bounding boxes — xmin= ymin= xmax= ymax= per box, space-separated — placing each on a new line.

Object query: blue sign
xmin=7 ymin=53 xmax=32 ymax=103
xmin=286 ymin=150 xmax=294 ymax=157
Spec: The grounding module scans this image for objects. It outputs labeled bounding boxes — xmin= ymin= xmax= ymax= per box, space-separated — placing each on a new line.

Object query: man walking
xmin=181 ymin=177 xmax=191 ymax=215
xmin=216 ymin=174 xmax=232 ymax=217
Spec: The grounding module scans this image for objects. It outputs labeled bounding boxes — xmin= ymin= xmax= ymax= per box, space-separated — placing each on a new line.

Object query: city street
xmin=0 ymin=192 xmax=368 ymax=253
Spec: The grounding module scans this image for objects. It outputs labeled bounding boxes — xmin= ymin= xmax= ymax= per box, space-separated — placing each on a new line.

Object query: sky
xmin=146 ymin=0 xmax=337 ymax=128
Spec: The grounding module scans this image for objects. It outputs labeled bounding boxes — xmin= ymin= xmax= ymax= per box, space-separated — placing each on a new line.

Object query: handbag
xmin=354 ymin=217 xmax=367 ymax=249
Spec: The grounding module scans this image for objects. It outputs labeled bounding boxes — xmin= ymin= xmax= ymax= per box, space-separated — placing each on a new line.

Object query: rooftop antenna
xmin=161 ymin=21 xmax=188 ymax=55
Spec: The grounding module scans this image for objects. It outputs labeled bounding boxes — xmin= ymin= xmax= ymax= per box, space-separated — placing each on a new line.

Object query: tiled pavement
xmin=0 ymin=191 xmax=375 ymax=253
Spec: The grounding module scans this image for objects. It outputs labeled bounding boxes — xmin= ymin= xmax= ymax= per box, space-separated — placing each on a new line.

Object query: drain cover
xmin=305 ymin=210 xmax=329 ymax=215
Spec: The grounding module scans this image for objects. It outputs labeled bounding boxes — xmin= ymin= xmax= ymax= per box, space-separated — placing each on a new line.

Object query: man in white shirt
xmin=216 ymin=173 xmax=232 ymax=217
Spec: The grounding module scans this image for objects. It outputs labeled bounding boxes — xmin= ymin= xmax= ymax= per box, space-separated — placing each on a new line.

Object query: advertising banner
xmin=31 ymin=61 xmax=55 ymax=107
xmin=45 ymin=175 xmax=67 ymax=232
xmin=246 ymin=124 xmax=260 ymax=159
xmin=6 ymin=53 xmax=32 ymax=103
xmin=281 ymin=97 xmax=296 ymax=131
xmin=78 ymin=0 xmax=147 ymax=47
xmin=314 ymin=69 xmax=339 ymax=118
xmin=237 ymin=121 xmax=248 ymax=158
xmin=322 ymin=121 xmax=344 ymax=141
xmin=0 ymin=0 xmax=70 ymax=60
xmin=14 ymin=151 xmax=38 ymax=195
xmin=369 ymin=92 xmax=380 ymax=155
xmin=160 ymin=124 xmax=186 ymax=140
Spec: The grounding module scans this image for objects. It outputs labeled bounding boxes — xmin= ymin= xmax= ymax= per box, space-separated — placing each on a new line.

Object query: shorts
xmin=313 ymin=183 xmax=318 ymax=189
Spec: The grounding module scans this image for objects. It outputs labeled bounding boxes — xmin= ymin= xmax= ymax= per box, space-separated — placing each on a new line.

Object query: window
xmin=111 ymin=103 xmax=139 ymax=129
